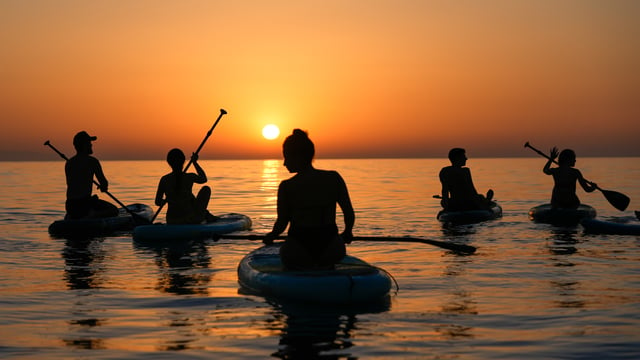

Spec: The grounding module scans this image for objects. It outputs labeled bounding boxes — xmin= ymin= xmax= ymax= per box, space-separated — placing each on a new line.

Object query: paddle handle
xmin=183 ymin=108 xmax=227 ymax=173
xmin=524 ymin=142 xmax=558 ymax=165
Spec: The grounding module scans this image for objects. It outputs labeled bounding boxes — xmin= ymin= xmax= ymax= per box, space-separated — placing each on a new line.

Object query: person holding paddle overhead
xmin=263 ymin=129 xmax=355 ymax=270
xmin=439 ymin=148 xmax=494 ymax=211
xmin=543 ymin=147 xmax=597 ymax=209
xmin=64 ymin=131 xmax=119 ymax=219
xmin=155 ymin=148 xmax=217 ymax=224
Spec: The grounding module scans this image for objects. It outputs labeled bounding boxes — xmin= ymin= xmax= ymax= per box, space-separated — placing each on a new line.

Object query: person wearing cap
xmin=64 ymin=131 xmax=119 ymax=219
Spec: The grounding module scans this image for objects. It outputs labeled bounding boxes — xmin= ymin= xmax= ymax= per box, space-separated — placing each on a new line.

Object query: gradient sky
xmin=2 ymin=1 xmax=639 ymax=161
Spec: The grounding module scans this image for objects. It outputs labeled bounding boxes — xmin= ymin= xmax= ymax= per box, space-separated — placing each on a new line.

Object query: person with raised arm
xmin=543 ymin=147 xmax=597 ymax=209
xmin=155 ymin=148 xmax=216 ymax=224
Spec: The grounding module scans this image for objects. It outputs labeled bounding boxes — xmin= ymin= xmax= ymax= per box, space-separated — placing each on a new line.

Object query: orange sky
xmin=1 ymin=1 xmax=639 ymax=161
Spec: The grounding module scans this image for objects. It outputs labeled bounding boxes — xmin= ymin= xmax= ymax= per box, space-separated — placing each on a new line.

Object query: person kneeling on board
xmin=263 ymin=129 xmax=355 ymax=270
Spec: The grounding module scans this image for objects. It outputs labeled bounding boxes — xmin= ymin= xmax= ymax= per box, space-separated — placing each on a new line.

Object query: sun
xmin=262 ymin=124 xmax=280 ymax=140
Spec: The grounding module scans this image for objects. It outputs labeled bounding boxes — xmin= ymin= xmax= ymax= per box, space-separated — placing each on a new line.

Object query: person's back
xmin=65 ymin=154 xmax=100 ymax=201
xmin=439 ymin=165 xmax=478 ymax=209
xmin=439 ymin=148 xmax=492 ymax=211
xmin=281 ymin=169 xmax=343 ymax=232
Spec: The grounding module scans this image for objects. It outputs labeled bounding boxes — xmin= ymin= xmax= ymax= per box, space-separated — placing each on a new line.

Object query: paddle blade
xmin=600 ymin=189 xmax=630 ymax=211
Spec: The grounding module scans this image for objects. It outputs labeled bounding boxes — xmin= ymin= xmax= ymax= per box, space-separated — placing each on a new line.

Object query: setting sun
xmin=262 ymin=124 xmax=280 ymax=140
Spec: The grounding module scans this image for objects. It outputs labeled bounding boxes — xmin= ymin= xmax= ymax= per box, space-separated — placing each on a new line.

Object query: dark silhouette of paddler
xmin=64 ymin=131 xmax=118 ymax=219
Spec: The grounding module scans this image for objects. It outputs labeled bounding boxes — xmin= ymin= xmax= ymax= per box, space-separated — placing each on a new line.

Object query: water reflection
xmin=546 ymin=229 xmax=586 ymax=309
xmin=438 ymin=257 xmax=478 ymax=340
xmin=133 ymin=240 xmax=212 ymax=295
xmin=547 ymin=228 xmax=580 ymax=256
xmin=268 ymin=299 xmax=391 ymax=359
xmin=62 ymin=236 xmax=107 ymax=289
xmin=261 ymin=160 xmax=281 ymax=208
xmin=61 ymin=236 xmax=108 ymax=349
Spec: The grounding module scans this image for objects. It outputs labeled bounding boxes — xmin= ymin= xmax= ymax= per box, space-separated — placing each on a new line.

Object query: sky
xmin=1 ymin=0 xmax=639 ymax=161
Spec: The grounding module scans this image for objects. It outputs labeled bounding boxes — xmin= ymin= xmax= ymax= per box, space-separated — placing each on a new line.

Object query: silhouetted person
xmin=439 ymin=148 xmax=493 ymax=211
xmin=264 ymin=129 xmax=355 ymax=270
xmin=155 ymin=148 xmax=216 ymax=224
xmin=65 ymin=131 xmax=119 ymax=219
xmin=543 ymin=147 xmax=597 ymax=209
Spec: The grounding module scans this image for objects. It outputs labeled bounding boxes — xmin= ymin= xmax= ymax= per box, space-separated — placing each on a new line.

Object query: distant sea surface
xmin=1 ymin=158 xmax=639 ymax=359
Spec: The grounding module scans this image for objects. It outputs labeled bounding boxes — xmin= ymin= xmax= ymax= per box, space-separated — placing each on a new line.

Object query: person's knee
xmin=198 ymin=186 xmax=211 ymax=198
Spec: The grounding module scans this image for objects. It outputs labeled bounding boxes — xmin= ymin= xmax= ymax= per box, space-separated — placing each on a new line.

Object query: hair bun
xmin=292 ymin=129 xmax=308 ymax=138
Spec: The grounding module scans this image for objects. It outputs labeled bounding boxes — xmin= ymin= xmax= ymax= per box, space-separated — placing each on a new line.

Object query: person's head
xmin=282 ymin=129 xmax=314 ymax=173
xmin=166 ymin=148 xmax=185 ymax=172
xmin=558 ymin=149 xmax=576 ymax=167
xmin=73 ymin=131 xmax=97 ymax=154
xmin=448 ymin=148 xmax=467 ymax=166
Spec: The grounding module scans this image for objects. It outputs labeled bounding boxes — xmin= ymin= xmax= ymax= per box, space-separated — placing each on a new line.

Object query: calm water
xmin=1 ymin=158 xmax=639 ymax=359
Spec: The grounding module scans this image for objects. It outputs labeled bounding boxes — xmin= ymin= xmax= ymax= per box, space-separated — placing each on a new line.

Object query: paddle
xmin=524 ymin=142 xmax=630 ymax=211
xmin=150 ymin=108 xmax=227 ymax=223
xmin=44 ymin=140 xmax=151 ymax=225
xmin=218 ymin=234 xmax=477 ymax=254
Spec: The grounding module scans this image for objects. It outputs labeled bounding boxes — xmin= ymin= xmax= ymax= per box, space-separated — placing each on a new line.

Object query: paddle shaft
xmin=151 ymin=108 xmax=227 ymax=222
xmin=44 ymin=140 xmax=135 ymax=215
xmin=183 ymin=108 xmax=227 ymax=173
xmin=219 ymin=234 xmax=476 ymax=253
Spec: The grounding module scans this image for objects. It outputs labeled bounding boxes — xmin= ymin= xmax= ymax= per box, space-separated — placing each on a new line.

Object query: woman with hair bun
xmin=264 ymin=129 xmax=355 ymax=270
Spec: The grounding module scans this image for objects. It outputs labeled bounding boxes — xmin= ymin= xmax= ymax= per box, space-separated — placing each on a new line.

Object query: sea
xmin=1 ymin=157 xmax=639 ymax=359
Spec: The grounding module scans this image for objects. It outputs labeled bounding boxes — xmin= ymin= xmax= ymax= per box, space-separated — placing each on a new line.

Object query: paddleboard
xmin=528 ymin=203 xmax=596 ymax=225
xmin=581 ymin=218 xmax=640 ymax=235
xmin=49 ymin=203 xmax=154 ymax=237
xmin=133 ymin=213 xmax=252 ymax=242
xmin=437 ymin=202 xmax=502 ymax=224
xmin=237 ymin=244 xmax=393 ymax=304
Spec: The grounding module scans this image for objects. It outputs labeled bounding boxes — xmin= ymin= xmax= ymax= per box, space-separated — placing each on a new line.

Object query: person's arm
xmin=439 ymin=168 xmax=450 ymax=208
xmin=93 ymin=158 xmax=109 ymax=192
xmin=191 ymin=153 xmax=208 ymax=184
xmin=336 ymin=173 xmax=355 ymax=244
xmin=264 ymin=182 xmax=290 ymax=244
xmin=576 ymin=170 xmax=597 ymax=193
xmin=155 ymin=177 xmax=166 ymax=207
xmin=543 ymin=147 xmax=558 ymax=175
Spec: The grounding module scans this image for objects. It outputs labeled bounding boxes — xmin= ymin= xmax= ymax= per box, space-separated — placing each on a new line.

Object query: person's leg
xmin=195 ymin=186 xmax=217 ymax=222
xmin=196 ymin=186 xmax=211 ymax=210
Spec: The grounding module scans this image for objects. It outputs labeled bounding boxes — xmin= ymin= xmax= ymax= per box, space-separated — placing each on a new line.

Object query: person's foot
xmin=486 ymin=189 xmax=494 ymax=201
xmin=205 ymin=212 xmax=218 ymax=223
